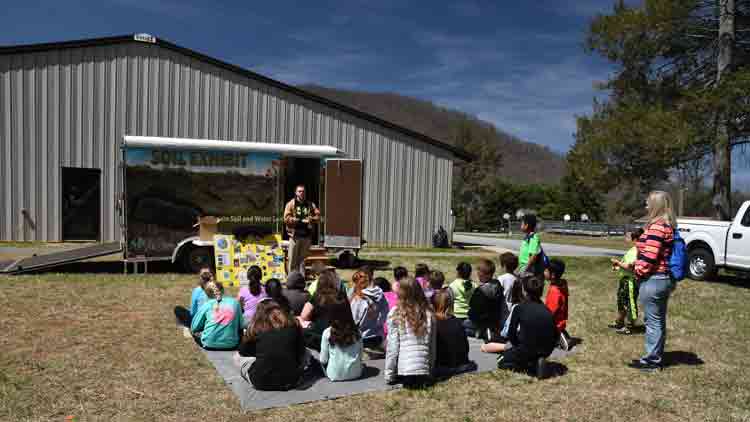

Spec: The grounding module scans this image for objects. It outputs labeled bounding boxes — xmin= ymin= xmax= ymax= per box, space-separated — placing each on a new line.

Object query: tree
xmin=572 ymin=0 xmax=750 ymax=219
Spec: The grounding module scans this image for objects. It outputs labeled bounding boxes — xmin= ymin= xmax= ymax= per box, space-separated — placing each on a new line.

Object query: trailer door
xmin=324 ymin=159 xmax=363 ymax=249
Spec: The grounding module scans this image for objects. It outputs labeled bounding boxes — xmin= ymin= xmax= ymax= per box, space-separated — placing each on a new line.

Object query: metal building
xmin=0 ymin=34 xmax=469 ymax=247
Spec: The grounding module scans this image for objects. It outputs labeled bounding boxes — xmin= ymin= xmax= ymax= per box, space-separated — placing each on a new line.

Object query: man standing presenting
xmin=284 ymin=185 xmax=320 ymax=274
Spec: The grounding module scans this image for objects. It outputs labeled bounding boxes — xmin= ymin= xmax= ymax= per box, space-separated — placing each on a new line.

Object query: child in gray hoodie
xmin=350 ymin=270 xmax=390 ymax=350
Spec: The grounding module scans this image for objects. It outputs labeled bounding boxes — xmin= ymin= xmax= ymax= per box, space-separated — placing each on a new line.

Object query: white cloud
xmin=402 ymin=30 xmax=611 ymax=151
xmin=250 ymin=50 xmax=372 ymax=88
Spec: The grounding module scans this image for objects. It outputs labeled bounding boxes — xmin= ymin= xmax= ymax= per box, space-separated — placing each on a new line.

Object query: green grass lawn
xmin=2 ymin=255 xmax=749 ymax=421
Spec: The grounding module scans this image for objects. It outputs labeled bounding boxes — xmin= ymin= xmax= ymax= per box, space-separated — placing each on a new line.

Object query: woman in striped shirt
xmin=629 ymin=191 xmax=676 ymax=372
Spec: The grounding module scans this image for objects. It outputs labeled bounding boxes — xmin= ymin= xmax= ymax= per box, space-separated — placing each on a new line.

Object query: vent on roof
xmin=134 ymin=33 xmax=156 ymax=43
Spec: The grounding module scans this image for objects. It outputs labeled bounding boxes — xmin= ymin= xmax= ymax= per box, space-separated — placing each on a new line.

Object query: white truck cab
xmin=679 ymin=201 xmax=750 ymax=280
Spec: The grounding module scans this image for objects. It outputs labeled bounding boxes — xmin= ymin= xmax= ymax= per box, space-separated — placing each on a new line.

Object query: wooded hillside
xmin=302 ymin=85 xmax=566 ymax=185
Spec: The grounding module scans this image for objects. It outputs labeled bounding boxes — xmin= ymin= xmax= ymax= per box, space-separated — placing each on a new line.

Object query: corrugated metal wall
xmin=0 ymin=41 xmax=455 ymax=246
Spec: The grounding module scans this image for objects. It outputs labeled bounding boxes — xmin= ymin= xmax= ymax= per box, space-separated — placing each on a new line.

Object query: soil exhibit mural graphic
xmin=124 ymin=147 xmax=282 ymax=258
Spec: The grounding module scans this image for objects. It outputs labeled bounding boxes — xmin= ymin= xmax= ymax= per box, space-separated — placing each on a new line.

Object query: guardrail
xmin=456 ymin=221 xmax=643 ymax=237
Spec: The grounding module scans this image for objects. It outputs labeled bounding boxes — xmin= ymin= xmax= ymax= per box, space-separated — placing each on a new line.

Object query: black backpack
xmin=432 ymin=226 xmax=449 ymax=248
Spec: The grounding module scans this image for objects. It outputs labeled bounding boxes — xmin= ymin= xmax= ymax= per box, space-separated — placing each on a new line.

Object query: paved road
xmin=454 ymin=233 xmax=626 ymax=257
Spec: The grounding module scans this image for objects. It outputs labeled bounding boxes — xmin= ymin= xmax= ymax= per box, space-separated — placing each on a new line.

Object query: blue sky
xmin=2 ymin=0 xmax=750 ymax=188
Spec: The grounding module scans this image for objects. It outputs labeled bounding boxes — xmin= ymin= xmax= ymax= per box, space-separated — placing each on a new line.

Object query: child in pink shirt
xmin=238 ymin=267 xmax=267 ymax=327
xmin=415 ymin=263 xmax=430 ymax=289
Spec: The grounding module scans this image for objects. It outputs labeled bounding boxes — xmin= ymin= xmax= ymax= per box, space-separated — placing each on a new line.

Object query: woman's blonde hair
xmin=646 ymin=190 xmax=677 ymax=227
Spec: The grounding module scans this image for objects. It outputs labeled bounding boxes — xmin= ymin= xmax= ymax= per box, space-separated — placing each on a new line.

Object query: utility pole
xmin=713 ymin=0 xmax=734 ymax=220
xmin=678 ymin=187 xmax=686 ymax=217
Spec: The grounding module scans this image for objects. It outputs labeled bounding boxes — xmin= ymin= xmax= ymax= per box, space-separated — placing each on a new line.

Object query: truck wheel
xmin=688 ymin=248 xmax=716 ymax=281
xmin=337 ymin=250 xmax=357 ymax=269
xmin=182 ymin=246 xmax=214 ymax=273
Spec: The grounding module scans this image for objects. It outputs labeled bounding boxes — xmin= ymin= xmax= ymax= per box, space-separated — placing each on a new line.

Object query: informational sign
xmin=123 ymin=146 xmax=282 ymax=258
xmin=213 ymin=233 xmax=286 ymax=287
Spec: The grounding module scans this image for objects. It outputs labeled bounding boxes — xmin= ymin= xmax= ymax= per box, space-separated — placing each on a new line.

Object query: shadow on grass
xmin=709 ymin=273 xmax=750 ymax=289
xmin=351 ymin=258 xmax=392 ymax=271
xmin=25 ymin=260 xmax=180 ymax=275
xmin=664 ymin=351 xmax=704 ymax=367
xmin=569 ymin=337 xmax=584 ymax=349
xmin=541 ymin=361 xmax=568 ymax=379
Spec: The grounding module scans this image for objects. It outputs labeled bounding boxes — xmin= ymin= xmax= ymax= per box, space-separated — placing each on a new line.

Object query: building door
xmin=324 ymin=159 xmax=363 ymax=248
xmin=61 ymin=167 xmax=101 ymax=241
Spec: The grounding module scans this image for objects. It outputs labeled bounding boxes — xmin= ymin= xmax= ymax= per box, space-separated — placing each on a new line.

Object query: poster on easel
xmin=213 ymin=233 xmax=286 ymax=287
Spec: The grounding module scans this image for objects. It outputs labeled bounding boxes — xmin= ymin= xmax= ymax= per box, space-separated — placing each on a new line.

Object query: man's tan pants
xmin=288 ymin=236 xmax=311 ymax=275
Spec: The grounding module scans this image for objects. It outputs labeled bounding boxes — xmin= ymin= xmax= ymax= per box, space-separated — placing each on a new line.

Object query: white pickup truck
xmin=679 ymin=201 xmax=750 ymax=280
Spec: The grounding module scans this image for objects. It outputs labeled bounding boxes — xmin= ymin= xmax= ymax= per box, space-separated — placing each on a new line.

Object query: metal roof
xmin=0 ymin=34 xmax=473 ymax=162
xmin=123 ymin=135 xmax=345 ymax=157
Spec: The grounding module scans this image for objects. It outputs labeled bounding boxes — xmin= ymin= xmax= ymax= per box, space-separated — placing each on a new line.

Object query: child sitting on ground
xmin=305 ymin=261 xmax=328 ymax=296
xmin=238 ymin=266 xmax=267 ymax=327
xmin=415 ymin=263 xmax=430 ymax=290
xmin=497 ymin=275 xmax=557 ymax=375
xmin=374 ymin=276 xmax=391 ymax=295
xmin=174 ymin=267 xmax=212 ymax=327
xmin=386 ymin=267 xmax=408 ymax=310
xmin=449 ymin=262 xmax=475 ymax=336
xmin=480 ymin=279 xmax=524 ymax=354
xmin=299 ymin=270 xmax=348 ymax=351
xmin=432 ymin=289 xmax=477 ymax=378
xmin=191 ymin=281 xmax=245 ymax=350
xmin=497 ymin=253 xmax=519 ymax=313
xmin=384 ymin=277 xmax=436 ymax=387
xmin=238 ymin=300 xmax=306 ymax=391
xmin=349 ymin=270 xmax=389 ymax=351
xmin=545 ymin=259 xmax=571 ymax=351
xmin=468 ymin=259 xmax=508 ymax=341
xmin=282 ymin=271 xmax=310 ymax=316
xmin=320 ymin=300 xmax=363 ymax=381
xmin=382 ymin=267 xmax=407 ymax=337
xmin=264 ymin=278 xmax=292 ymax=315
xmin=609 ymin=229 xmax=644 ymax=334
xmin=423 ymin=270 xmax=446 ymax=301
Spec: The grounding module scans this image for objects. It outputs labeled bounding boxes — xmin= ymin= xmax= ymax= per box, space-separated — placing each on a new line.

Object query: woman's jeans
xmin=639 ymin=274 xmax=674 ymax=365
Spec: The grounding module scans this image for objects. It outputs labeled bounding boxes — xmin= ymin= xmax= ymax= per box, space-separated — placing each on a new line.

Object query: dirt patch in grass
xmin=2 ymin=256 xmax=749 ymax=421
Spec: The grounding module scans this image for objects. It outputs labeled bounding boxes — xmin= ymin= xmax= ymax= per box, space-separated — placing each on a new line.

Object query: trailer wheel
xmin=337 ymin=250 xmax=358 ymax=269
xmin=688 ymin=248 xmax=716 ymax=281
xmin=182 ymin=246 xmax=214 ymax=273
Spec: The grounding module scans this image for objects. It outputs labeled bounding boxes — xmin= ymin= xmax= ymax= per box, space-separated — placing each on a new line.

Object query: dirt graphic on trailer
xmin=124 ymin=147 xmax=282 ymax=258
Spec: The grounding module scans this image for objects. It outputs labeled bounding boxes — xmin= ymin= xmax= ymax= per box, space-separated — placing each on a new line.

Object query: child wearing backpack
xmin=610 ymin=229 xmax=644 ymax=334
xmin=518 ymin=214 xmax=545 ymax=276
